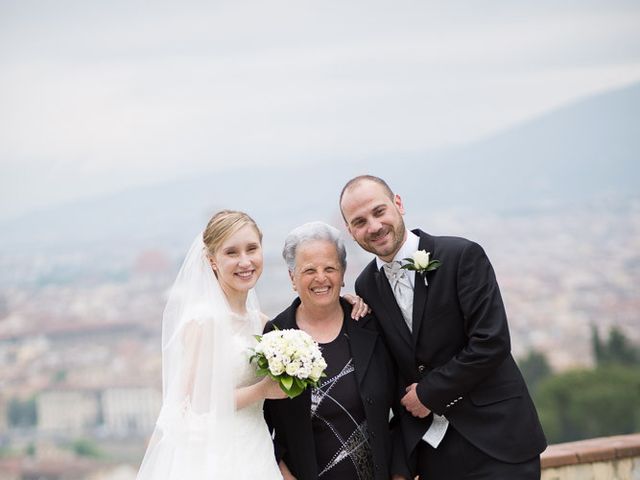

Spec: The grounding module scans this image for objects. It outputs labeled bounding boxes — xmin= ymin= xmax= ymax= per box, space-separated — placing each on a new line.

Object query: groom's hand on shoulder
xmin=401 ymin=383 xmax=431 ymax=418
xmin=342 ymin=293 xmax=371 ymax=319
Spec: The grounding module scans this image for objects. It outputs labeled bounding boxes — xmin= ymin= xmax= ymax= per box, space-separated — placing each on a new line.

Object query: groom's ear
xmin=394 ymin=194 xmax=406 ymax=215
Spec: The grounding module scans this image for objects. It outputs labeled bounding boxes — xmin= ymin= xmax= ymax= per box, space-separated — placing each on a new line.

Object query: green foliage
xmin=535 ymin=364 xmax=640 ymax=443
xmin=25 ymin=443 xmax=36 ymax=457
xmin=592 ymin=325 xmax=640 ymax=366
xmin=518 ymin=350 xmax=552 ymax=394
xmin=52 ymin=369 xmax=67 ymax=383
xmin=0 ymin=445 xmax=13 ymax=458
xmin=7 ymin=397 xmax=37 ymax=427
xmin=71 ymin=439 xmax=104 ymax=458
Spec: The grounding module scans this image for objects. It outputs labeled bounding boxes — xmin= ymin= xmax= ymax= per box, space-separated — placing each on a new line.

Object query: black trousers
xmin=416 ymin=427 xmax=541 ymax=480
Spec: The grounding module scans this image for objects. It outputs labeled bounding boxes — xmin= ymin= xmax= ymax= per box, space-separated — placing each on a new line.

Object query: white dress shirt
xmin=376 ymin=229 xmax=449 ymax=448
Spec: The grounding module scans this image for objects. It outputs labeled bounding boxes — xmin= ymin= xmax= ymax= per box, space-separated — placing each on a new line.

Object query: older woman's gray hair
xmin=282 ymin=221 xmax=347 ymax=272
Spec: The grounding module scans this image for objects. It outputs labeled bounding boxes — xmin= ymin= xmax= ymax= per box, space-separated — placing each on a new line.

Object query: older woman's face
xmin=290 ymin=239 xmax=344 ymax=310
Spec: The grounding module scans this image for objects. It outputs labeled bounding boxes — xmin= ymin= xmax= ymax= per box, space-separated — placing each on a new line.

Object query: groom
xmin=339 ymin=175 xmax=546 ymax=480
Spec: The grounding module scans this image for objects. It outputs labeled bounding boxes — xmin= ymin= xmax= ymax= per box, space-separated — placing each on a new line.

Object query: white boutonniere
xmin=401 ymin=250 xmax=442 ymax=285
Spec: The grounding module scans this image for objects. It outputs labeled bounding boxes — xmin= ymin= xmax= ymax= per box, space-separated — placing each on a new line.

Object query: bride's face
xmin=210 ymin=224 xmax=264 ymax=297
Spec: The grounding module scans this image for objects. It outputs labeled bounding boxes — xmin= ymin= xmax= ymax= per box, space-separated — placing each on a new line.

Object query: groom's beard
xmin=360 ymin=218 xmax=406 ymax=260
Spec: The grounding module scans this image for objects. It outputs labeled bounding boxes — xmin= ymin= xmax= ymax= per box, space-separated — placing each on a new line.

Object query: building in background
xmin=101 ymin=387 xmax=161 ymax=437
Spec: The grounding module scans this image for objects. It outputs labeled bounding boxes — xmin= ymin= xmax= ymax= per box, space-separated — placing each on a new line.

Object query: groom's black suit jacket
xmin=263 ymin=297 xmax=405 ymax=480
xmin=355 ymin=230 xmax=546 ymax=467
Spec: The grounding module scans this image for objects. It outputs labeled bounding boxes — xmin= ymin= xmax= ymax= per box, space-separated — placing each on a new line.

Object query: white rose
xmin=269 ymin=359 xmax=285 ymax=376
xmin=310 ymin=365 xmax=324 ymax=382
xmin=412 ymin=250 xmax=430 ymax=269
xmin=286 ymin=360 xmax=301 ymax=376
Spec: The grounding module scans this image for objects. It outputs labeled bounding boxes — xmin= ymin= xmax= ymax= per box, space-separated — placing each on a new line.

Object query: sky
xmin=1 ymin=1 xmax=640 ymax=221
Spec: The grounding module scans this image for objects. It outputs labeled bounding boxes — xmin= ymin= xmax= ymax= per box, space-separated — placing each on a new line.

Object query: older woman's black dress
xmin=264 ymin=297 xmax=402 ymax=480
xmin=312 ymin=322 xmax=373 ymax=479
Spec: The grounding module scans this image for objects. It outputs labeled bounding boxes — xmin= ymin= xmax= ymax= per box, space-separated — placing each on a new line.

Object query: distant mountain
xmin=398 ymin=80 xmax=640 ymax=210
xmin=1 ymin=82 xmax=638 ymax=253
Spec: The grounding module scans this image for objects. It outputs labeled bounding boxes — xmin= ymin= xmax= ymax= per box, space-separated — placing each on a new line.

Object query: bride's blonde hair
xmin=203 ymin=210 xmax=263 ymax=256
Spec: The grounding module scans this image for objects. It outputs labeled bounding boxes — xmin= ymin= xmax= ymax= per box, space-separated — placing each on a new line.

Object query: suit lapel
xmin=411 ymin=230 xmax=435 ymax=344
xmin=345 ymin=313 xmax=377 ymax=387
xmin=374 ymin=267 xmax=413 ymax=348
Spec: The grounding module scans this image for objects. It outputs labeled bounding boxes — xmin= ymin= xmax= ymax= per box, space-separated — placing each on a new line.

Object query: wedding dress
xmin=136 ymin=234 xmax=282 ymax=480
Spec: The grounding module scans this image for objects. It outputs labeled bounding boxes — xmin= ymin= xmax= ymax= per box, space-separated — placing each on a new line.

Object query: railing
xmin=541 ymin=433 xmax=640 ymax=480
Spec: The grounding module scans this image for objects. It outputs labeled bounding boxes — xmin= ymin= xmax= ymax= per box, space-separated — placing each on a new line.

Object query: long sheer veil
xmin=136 ymin=232 xmax=259 ymax=479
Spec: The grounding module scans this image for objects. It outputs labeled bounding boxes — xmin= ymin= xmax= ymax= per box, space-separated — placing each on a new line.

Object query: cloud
xmin=1 ymin=1 xmax=640 ymax=219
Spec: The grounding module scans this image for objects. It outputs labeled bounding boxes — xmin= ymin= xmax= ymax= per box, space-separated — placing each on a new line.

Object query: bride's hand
xmin=259 ymin=376 xmax=288 ymax=400
xmin=343 ymin=293 xmax=371 ymax=320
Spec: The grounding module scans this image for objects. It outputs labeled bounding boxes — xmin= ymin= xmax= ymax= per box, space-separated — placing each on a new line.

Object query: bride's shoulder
xmin=258 ymin=311 xmax=270 ymax=328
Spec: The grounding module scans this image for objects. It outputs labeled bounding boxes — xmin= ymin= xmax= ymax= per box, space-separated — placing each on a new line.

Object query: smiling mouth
xmin=311 ymin=286 xmax=331 ymax=295
xmin=235 ymin=270 xmax=255 ymax=279
xmin=369 ymin=230 xmax=389 ymax=244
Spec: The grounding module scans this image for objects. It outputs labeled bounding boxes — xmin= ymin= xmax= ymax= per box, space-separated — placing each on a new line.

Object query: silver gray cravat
xmin=383 ymin=261 xmax=449 ymax=448
xmin=383 ymin=261 xmax=413 ymax=331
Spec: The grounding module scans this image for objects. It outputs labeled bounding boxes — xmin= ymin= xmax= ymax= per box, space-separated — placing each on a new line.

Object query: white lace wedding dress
xmin=226 ymin=310 xmax=283 ymax=478
xmin=136 ymin=308 xmax=282 ymax=479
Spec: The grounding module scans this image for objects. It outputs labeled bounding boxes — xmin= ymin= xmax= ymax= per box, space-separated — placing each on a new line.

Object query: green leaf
xmin=426 ymin=260 xmax=442 ymax=271
xmin=253 ymin=335 xmax=262 ymax=342
xmin=280 ymin=376 xmax=293 ymax=390
xmin=287 ymin=384 xmax=305 ymax=398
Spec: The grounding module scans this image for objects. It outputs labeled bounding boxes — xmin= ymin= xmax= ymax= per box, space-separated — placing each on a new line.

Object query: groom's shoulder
xmin=435 ymin=235 xmax=474 ymax=249
xmin=417 ymin=229 xmax=476 ymax=252
xmin=355 ymin=258 xmax=379 ymax=282
xmin=353 ymin=258 xmax=378 ymax=294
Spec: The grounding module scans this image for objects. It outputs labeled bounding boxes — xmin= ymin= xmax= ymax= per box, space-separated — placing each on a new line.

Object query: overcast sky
xmin=1 ymin=1 xmax=640 ymax=220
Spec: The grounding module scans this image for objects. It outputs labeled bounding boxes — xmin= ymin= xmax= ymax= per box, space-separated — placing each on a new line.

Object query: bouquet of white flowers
xmin=250 ymin=328 xmax=327 ymax=398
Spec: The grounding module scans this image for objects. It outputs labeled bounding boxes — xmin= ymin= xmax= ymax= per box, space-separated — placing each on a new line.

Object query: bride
xmin=136 ymin=210 xmax=288 ymax=479
xmin=136 ymin=210 xmax=366 ymax=479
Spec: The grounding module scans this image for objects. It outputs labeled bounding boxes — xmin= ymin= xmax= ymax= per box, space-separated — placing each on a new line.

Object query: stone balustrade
xmin=541 ymin=433 xmax=640 ymax=480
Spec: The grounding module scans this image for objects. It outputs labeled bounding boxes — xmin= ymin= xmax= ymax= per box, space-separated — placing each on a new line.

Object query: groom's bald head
xmin=339 ymin=175 xmax=394 ymax=220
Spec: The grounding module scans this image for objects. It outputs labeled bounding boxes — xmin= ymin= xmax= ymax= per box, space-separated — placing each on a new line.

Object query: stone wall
xmin=541 ymin=434 xmax=640 ymax=480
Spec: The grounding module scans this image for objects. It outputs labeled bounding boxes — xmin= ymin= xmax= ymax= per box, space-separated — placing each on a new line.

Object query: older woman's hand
xmin=342 ymin=293 xmax=371 ymax=320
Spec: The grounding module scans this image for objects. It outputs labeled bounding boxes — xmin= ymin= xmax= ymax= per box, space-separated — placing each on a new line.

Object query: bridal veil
xmin=136 ymin=232 xmax=259 ymax=479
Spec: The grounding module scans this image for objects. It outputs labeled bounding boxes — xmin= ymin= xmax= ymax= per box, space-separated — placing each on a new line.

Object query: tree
xmin=535 ymin=365 xmax=640 ymax=443
xmin=25 ymin=443 xmax=36 ymax=457
xmin=607 ymin=327 xmax=639 ymax=365
xmin=591 ymin=324 xmax=604 ymax=364
xmin=7 ymin=397 xmax=37 ymax=427
xmin=52 ymin=369 xmax=67 ymax=384
xmin=518 ymin=350 xmax=552 ymax=394
xmin=592 ymin=325 xmax=640 ymax=366
xmin=71 ymin=439 xmax=104 ymax=459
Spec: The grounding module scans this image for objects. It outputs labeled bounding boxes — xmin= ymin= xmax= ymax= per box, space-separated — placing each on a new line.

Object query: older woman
xmin=264 ymin=222 xmax=405 ymax=480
